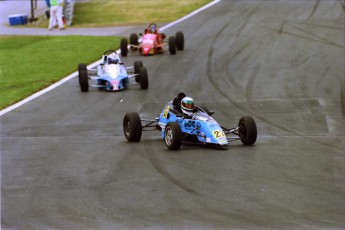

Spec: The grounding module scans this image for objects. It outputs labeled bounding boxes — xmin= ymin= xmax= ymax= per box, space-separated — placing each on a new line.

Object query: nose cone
xmin=143 ymin=47 xmax=151 ymax=55
xmin=144 ymin=47 xmax=150 ymax=53
xmin=217 ymin=137 xmax=228 ymax=146
xmin=142 ymin=44 xmax=153 ymax=55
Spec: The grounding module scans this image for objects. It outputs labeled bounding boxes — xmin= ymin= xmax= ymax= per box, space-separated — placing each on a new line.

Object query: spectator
xmin=48 ymin=0 xmax=65 ymax=30
xmin=45 ymin=0 xmax=51 ymax=7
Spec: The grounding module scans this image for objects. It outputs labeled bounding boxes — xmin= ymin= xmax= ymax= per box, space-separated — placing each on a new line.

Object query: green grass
xmin=73 ymin=0 xmax=211 ymax=27
xmin=30 ymin=0 xmax=212 ymax=28
xmin=0 ymin=36 xmax=120 ymax=110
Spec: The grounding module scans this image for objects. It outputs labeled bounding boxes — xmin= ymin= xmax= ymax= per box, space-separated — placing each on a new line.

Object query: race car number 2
xmin=163 ymin=106 xmax=170 ymax=118
xmin=212 ymin=130 xmax=225 ymax=139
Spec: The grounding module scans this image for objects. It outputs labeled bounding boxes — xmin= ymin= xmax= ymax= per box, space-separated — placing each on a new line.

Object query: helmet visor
xmin=182 ymin=100 xmax=194 ymax=110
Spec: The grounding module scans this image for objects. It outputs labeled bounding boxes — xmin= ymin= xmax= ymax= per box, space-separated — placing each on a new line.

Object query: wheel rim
xmin=239 ymin=122 xmax=247 ymax=139
xmin=125 ymin=120 xmax=131 ymax=137
xmin=165 ymin=127 xmax=173 ymax=146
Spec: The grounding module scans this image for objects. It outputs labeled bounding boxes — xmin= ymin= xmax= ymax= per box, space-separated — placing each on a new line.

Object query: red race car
xmin=120 ymin=23 xmax=184 ymax=56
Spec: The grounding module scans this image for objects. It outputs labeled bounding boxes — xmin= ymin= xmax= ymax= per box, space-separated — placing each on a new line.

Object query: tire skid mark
xmin=278 ymin=20 xmax=285 ymax=34
xmin=231 ymin=42 xmax=251 ymax=62
xmin=307 ymin=0 xmax=320 ymax=21
xmin=206 ymin=3 xmax=342 ymax=142
xmin=302 ymin=22 xmax=344 ymax=31
xmin=146 ymin=151 xmax=199 ymax=195
xmin=289 ymin=54 xmax=312 ymax=69
xmin=245 ymin=64 xmax=259 ymax=102
xmin=237 ymin=20 xmax=248 ymax=35
xmin=206 ymin=24 xmax=240 ymax=100
xmin=207 ymin=21 xmax=306 ymax=135
xmin=292 ymin=25 xmax=345 ymax=49
xmin=207 ymin=24 xmax=252 ymax=112
xmin=278 ymin=28 xmax=344 ymax=49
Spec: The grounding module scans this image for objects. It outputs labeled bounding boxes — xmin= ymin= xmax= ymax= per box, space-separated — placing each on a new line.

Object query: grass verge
xmin=0 ymin=35 xmax=120 ymax=110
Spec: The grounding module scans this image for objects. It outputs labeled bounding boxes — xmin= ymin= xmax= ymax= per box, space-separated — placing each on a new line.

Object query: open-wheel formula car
xmin=120 ymin=23 xmax=184 ymax=56
xmin=78 ymin=50 xmax=148 ymax=92
xmin=123 ymin=99 xmax=257 ymax=150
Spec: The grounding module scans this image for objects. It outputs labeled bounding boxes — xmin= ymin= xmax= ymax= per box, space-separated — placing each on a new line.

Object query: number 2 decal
xmin=212 ymin=130 xmax=225 ymax=139
xmin=163 ymin=106 xmax=170 ymax=118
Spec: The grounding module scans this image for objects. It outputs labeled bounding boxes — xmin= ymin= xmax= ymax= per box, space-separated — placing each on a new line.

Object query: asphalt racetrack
xmin=1 ymin=0 xmax=345 ymax=229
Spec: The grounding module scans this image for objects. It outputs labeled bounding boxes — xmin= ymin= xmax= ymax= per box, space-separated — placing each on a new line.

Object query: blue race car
xmin=78 ymin=50 xmax=148 ymax=92
xmin=123 ymin=98 xmax=257 ymax=150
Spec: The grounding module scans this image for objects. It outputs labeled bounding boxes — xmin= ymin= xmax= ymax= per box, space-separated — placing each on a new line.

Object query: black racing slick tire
xmin=164 ymin=122 xmax=182 ymax=150
xmin=134 ymin=60 xmax=143 ymax=82
xmin=78 ymin=63 xmax=87 ymax=83
xmin=120 ymin=38 xmax=128 ymax=57
xmin=139 ymin=67 xmax=148 ymax=89
xmin=129 ymin=33 xmax=139 ymax=51
xmin=134 ymin=60 xmax=143 ymax=74
xmin=238 ymin=116 xmax=257 ymax=145
xmin=79 ymin=70 xmax=89 ymax=92
xmin=175 ymin=31 xmax=184 ymax=51
xmin=123 ymin=112 xmax=142 ymax=142
xmin=78 ymin=63 xmax=87 ymax=72
xmin=168 ymin=36 xmax=176 ymax=55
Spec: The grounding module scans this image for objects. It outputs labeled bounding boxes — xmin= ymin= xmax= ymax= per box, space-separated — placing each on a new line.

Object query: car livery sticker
xmin=212 ymin=130 xmax=225 ymax=139
xmin=163 ymin=105 xmax=170 ymax=118
xmin=184 ymin=120 xmax=201 ymax=130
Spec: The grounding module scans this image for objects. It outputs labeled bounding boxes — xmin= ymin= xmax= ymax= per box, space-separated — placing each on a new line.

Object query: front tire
xmin=123 ymin=112 xmax=142 ymax=142
xmin=134 ymin=60 xmax=143 ymax=82
xmin=169 ymin=36 xmax=176 ymax=55
xmin=79 ymin=70 xmax=89 ymax=92
xmin=78 ymin=63 xmax=87 ymax=83
xmin=164 ymin=122 xmax=182 ymax=150
xmin=238 ymin=116 xmax=257 ymax=145
xmin=139 ymin=67 xmax=148 ymax=89
xmin=120 ymin=38 xmax=128 ymax=57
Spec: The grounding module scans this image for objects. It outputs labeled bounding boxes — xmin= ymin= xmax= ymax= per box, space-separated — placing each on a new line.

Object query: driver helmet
xmin=108 ymin=58 xmax=118 ymax=64
xmin=149 ymin=24 xmax=157 ymax=33
xmin=181 ymin=97 xmax=194 ymax=115
xmin=108 ymin=53 xmax=119 ymax=64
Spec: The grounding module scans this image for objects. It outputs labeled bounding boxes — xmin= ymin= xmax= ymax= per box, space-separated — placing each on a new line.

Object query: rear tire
xmin=169 ymin=36 xmax=176 ymax=55
xmin=79 ymin=70 xmax=89 ymax=92
xmin=139 ymin=67 xmax=148 ymax=89
xmin=120 ymin=38 xmax=128 ymax=57
xmin=129 ymin=33 xmax=139 ymax=51
xmin=238 ymin=116 xmax=257 ymax=145
xmin=123 ymin=112 xmax=142 ymax=142
xmin=175 ymin=31 xmax=184 ymax=50
xmin=164 ymin=122 xmax=182 ymax=150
